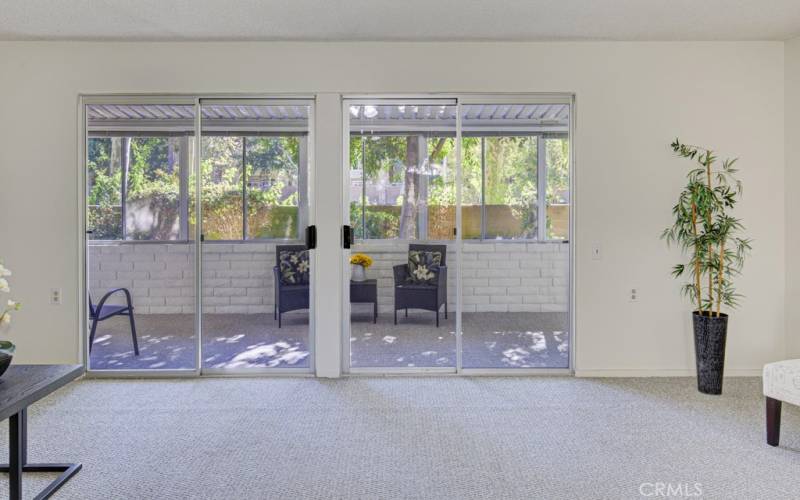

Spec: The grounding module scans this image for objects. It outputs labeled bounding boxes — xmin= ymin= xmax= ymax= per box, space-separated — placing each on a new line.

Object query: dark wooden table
xmin=0 ymin=365 xmax=83 ymax=500
xmin=350 ymin=279 xmax=378 ymax=323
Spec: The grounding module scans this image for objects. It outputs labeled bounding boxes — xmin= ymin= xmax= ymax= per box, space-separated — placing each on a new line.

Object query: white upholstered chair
xmin=763 ymin=360 xmax=800 ymax=446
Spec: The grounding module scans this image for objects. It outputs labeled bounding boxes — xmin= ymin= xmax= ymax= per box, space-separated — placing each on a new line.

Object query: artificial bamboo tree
xmin=661 ymin=139 xmax=751 ymax=394
xmin=662 ymin=139 xmax=751 ymax=317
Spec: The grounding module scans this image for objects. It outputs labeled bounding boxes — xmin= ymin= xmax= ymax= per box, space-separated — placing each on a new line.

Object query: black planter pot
xmin=692 ymin=311 xmax=728 ymax=395
xmin=0 ymin=351 xmax=12 ymax=378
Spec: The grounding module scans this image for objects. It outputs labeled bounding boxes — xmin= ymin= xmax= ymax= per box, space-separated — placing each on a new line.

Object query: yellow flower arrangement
xmin=349 ymin=253 xmax=373 ymax=268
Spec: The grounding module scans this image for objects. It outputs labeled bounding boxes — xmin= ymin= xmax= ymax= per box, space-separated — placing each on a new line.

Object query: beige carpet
xmin=0 ymin=376 xmax=796 ymax=499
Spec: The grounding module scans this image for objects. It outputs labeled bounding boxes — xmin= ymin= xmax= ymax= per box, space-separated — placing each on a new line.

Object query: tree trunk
xmin=398 ymin=136 xmax=420 ymax=239
xmin=167 ymin=139 xmax=176 ymax=174
xmin=110 ymin=138 xmax=121 ymax=177
xmin=120 ymin=138 xmax=131 ymax=239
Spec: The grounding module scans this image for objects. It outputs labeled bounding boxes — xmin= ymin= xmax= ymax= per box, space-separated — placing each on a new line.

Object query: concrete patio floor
xmin=88 ymin=312 xmax=569 ymax=371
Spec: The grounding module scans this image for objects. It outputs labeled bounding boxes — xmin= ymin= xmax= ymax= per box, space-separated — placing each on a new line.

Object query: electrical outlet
xmin=629 ymin=288 xmax=638 ymax=302
xmin=50 ymin=288 xmax=62 ymax=305
xmin=591 ymin=244 xmax=601 ymax=260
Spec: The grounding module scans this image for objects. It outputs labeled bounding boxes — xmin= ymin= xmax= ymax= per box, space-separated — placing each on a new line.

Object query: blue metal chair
xmin=89 ymin=288 xmax=139 ymax=355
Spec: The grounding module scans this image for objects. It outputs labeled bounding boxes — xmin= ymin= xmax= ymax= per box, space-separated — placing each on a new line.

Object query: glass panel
xmin=460 ymin=137 xmax=482 ymax=239
xmin=460 ymin=103 xmax=570 ymax=369
xmin=546 ymin=136 xmax=570 ymax=240
xmin=201 ymin=136 xmax=244 ymax=240
xmin=85 ymin=103 xmax=197 ymax=371
xmin=125 ymin=137 xmax=185 ymax=240
xmin=200 ymin=102 xmax=311 ymax=370
xmin=350 ymin=134 xmax=457 ymax=241
xmin=347 ymin=102 xmax=457 ymax=370
xmin=87 ymin=137 xmax=122 ymax=240
xmin=484 ymin=136 xmax=538 ymax=240
xmin=246 ymin=136 xmax=301 ymax=240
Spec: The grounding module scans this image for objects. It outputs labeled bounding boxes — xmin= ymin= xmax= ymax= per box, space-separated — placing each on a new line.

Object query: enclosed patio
xmin=85 ymin=100 xmax=571 ymax=373
xmin=89 ymin=311 xmax=569 ymax=370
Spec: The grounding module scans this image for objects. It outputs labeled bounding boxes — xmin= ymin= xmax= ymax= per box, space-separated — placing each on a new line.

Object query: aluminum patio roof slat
xmin=86 ymin=103 xmax=567 ymax=129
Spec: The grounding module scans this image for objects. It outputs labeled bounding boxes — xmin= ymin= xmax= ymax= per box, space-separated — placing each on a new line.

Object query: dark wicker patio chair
xmin=393 ymin=244 xmax=448 ymax=327
xmin=89 ymin=288 xmax=139 ymax=355
xmin=273 ymin=244 xmax=310 ymax=328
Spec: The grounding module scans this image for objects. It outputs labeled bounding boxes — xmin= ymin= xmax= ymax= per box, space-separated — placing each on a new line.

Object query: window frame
xmin=86 ymin=131 xmax=309 ymax=243
xmin=348 ymin=130 xmax=569 ymax=243
xmin=87 ymin=132 xmax=192 ymax=242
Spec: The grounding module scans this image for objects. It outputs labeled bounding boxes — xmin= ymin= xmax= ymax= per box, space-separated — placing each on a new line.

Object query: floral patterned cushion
xmin=279 ymin=250 xmax=310 ymax=285
xmin=407 ymin=250 xmax=442 ymax=285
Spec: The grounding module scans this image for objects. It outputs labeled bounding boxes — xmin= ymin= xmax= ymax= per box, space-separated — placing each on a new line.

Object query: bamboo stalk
xmin=705 ymin=155 xmax=713 ymax=315
xmin=717 ymin=239 xmax=725 ymax=317
xmin=691 ymin=202 xmax=702 ymax=314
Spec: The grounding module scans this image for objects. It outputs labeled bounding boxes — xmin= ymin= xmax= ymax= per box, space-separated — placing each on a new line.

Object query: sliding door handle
xmin=305 ymin=225 xmax=317 ymax=249
xmin=343 ymin=225 xmax=354 ymax=249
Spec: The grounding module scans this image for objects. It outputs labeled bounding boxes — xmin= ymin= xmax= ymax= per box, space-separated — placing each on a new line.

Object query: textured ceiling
xmin=2 ymin=0 xmax=799 ymax=42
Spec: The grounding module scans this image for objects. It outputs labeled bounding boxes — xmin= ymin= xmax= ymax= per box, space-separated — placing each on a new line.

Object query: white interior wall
xmin=786 ymin=37 xmax=800 ymax=360
xmin=0 ymin=41 xmax=786 ymax=374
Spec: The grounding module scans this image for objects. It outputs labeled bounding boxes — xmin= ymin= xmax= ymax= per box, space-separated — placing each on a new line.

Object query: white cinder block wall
xmin=88 ymin=241 xmax=569 ymax=314
xmin=352 ymin=242 xmax=568 ymax=314
xmin=89 ymin=242 xmax=274 ymax=314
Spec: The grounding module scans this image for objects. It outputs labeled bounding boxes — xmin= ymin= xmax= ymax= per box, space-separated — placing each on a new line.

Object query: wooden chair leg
xmin=405 ymin=308 xmax=408 ymax=318
xmin=436 ymin=310 xmax=439 ymax=328
xmin=89 ymin=318 xmax=98 ymax=354
xmin=278 ymin=312 xmax=282 ymax=328
xmin=767 ymin=397 xmax=782 ymax=446
xmin=394 ymin=308 xmax=397 ymax=325
xmin=444 ymin=302 xmax=448 ymax=319
xmin=128 ymin=312 xmax=140 ymax=356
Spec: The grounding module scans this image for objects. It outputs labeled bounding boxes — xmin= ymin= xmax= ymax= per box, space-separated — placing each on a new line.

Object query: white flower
xmin=7 ymin=300 xmax=16 ymax=308
xmin=0 ymin=313 xmax=10 ymax=325
xmin=0 ymin=279 xmax=8 ymax=293
xmin=0 ymin=265 xmax=11 ymax=277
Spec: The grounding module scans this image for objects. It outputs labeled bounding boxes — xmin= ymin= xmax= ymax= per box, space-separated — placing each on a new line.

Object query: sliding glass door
xmin=85 ymin=94 xmax=570 ymax=376
xmin=343 ymin=96 xmax=572 ymax=373
xmin=199 ymin=100 xmax=314 ymax=373
xmin=84 ymin=97 xmax=315 ymax=375
xmin=85 ymin=99 xmax=198 ymax=372
xmin=344 ymin=100 xmax=459 ymax=372
xmin=458 ymin=101 xmax=571 ymax=370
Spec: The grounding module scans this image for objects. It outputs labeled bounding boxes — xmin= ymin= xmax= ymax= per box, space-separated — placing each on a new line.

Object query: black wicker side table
xmin=350 ymin=279 xmax=378 ymax=323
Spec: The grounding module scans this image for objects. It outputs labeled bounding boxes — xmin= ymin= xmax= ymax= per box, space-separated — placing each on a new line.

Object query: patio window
xmin=349 ymin=135 xmax=456 ymax=240
xmin=87 ymin=135 xmax=189 ymax=241
xmin=245 ymin=136 xmax=302 ymax=240
xmin=88 ymin=133 xmax=304 ymax=241
xmin=349 ymin=132 xmax=569 ymax=241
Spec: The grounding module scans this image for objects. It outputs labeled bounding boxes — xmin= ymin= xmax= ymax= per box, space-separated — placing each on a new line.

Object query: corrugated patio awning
xmin=87 ymin=103 xmax=568 ymax=133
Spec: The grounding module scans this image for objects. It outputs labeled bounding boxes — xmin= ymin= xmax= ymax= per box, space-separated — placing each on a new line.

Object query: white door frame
xmin=79 ymin=92 xmax=575 ymax=378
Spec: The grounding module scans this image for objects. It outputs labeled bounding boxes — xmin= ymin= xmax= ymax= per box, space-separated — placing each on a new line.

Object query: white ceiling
xmin=2 ymin=0 xmax=800 ymax=42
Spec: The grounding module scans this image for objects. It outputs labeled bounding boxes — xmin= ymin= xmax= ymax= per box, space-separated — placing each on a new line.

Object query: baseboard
xmin=574 ymin=368 xmax=763 ymax=378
